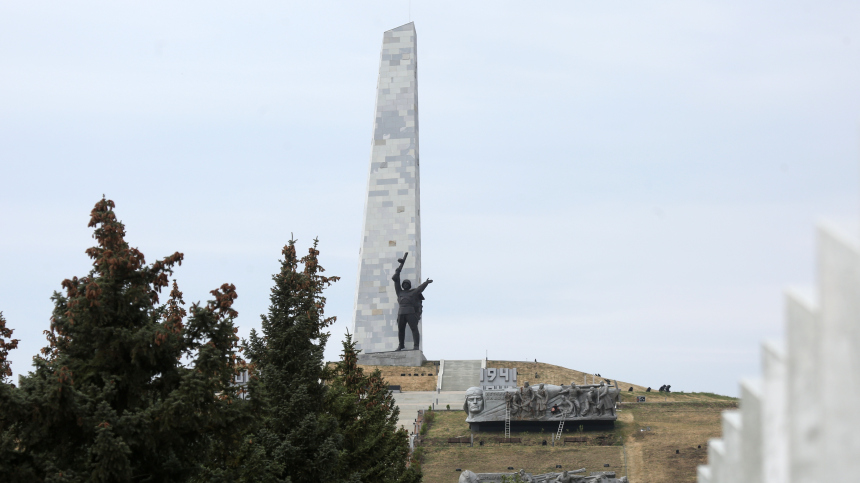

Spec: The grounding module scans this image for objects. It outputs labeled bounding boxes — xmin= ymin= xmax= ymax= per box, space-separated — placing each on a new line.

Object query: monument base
xmin=357 ymin=349 xmax=426 ymax=367
xmin=468 ymin=419 xmax=615 ymax=433
xmin=462 ymin=470 xmax=626 ymax=483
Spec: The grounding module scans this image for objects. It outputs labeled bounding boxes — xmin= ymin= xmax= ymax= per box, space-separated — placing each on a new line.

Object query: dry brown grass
xmin=622 ymin=401 xmax=736 ymax=483
xmin=619 ymin=390 xmax=736 ymax=404
xmin=489 ymin=360 xmax=648 ymax=392
xmin=417 ymin=411 xmax=625 ymax=483
xmin=417 ymin=397 xmax=737 ymax=483
xmin=421 ymin=445 xmax=624 ymax=483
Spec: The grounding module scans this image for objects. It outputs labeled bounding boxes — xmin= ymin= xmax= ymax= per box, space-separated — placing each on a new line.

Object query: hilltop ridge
xmin=348 ymin=359 xmax=651 ymax=392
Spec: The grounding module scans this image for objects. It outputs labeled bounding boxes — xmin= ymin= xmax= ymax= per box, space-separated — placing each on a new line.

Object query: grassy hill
xmin=349 ymin=359 xmax=650 ymax=393
xmin=415 ymin=393 xmax=736 ymax=483
xmin=489 ymin=360 xmax=648 ymax=392
xmin=345 ymin=358 xmax=732 ymax=481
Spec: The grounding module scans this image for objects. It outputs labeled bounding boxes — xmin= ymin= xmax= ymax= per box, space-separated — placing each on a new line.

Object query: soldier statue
xmin=558 ymin=382 xmax=583 ymax=417
xmin=581 ymin=388 xmax=594 ymax=417
xmin=391 ymin=252 xmax=433 ymax=351
xmin=593 ymin=381 xmax=618 ymax=417
xmin=535 ymin=383 xmax=549 ymax=418
xmin=518 ymin=382 xmax=535 ymax=419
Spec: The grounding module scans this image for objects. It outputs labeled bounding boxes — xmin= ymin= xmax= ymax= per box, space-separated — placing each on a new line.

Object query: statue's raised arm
xmin=391 ymin=252 xmax=408 ymax=295
xmin=416 ymin=276 xmax=433 ymax=292
xmin=396 ymin=252 xmax=408 ymax=271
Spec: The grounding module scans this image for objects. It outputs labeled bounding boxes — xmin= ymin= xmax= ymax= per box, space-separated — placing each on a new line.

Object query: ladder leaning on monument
xmin=504 ymin=405 xmax=511 ymax=439
xmin=555 ymin=412 xmax=567 ymax=444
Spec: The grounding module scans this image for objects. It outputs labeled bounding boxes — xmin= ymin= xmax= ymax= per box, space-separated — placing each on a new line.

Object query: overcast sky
xmin=1 ymin=1 xmax=858 ymax=396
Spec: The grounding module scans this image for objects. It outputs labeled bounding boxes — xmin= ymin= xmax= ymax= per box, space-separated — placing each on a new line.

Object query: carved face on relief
xmin=458 ymin=470 xmax=479 ymax=483
xmin=463 ymin=387 xmax=484 ymax=416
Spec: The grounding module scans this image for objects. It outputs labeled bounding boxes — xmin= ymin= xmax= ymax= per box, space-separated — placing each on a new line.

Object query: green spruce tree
xmin=0 ymin=313 xmax=17 ymax=386
xmin=0 ymin=312 xmax=37 ymax=481
xmin=328 ymin=333 xmax=421 ymax=483
xmin=2 ymin=198 xmax=247 ymax=482
xmin=242 ymin=238 xmax=342 ymax=483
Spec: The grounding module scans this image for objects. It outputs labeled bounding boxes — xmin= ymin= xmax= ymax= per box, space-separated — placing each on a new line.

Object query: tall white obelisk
xmin=352 ymin=23 xmax=423 ymax=358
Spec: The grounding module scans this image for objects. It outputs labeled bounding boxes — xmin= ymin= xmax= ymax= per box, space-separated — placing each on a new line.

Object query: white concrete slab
xmin=818 ymin=224 xmax=860 ymax=479
xmin=762 ymin=340 xmax=787 ymax=483
xmin=785 ymin=288 xmax=820 ymax=483
xmin=739 ymin=378 xmax=763 ymax=483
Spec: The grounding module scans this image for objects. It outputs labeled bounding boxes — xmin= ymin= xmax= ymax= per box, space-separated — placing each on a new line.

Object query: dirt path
xmin=625 ymin=440 xmax=645 ymax=483
xmin=617 ymin=411 xmax=644 ymax=482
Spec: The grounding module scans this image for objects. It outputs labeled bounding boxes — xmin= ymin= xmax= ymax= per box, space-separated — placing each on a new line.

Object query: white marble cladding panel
xmin=353 ymin=22 xmax=422 ymax=354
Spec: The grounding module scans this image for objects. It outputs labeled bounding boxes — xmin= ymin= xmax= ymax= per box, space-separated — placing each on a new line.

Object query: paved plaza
xmin=392 ymin=390 xmax=466 ymax=433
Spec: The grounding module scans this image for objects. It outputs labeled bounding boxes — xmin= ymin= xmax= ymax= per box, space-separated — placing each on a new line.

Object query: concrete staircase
xmin=440 ymin=360 xmax=482 ymax=391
